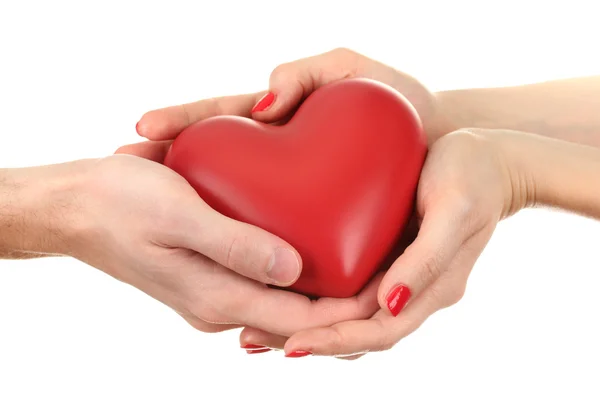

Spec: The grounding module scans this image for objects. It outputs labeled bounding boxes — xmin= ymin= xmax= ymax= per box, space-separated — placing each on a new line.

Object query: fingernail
xmin=386 ymin=284 xmax=412 ymax=317
xmin=251 ymin=92 xmax=275 ymax=113
xmin=285 ymin=350 xmax=312 ymax=358
xmin=267 ymin=248 xmax=300 ymax=285
xmin=241 ymin=344 xmax=267 ymax=349
xmin=246 ymin=348 xmax=272 ymax=354
xmin=135 ymin=121 xmax=145 ymax=136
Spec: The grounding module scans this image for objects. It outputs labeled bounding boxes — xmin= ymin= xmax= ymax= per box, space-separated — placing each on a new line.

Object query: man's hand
xmin=0 ymin=155 xmax=380 ymax=340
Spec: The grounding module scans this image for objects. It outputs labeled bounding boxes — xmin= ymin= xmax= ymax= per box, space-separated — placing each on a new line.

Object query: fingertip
xmin=376 ymin=266 xmax=409 ymax=315
xmin=250 ymin=86 xmax=303 ymax=124
xmin=266 ymin=247 xmax=302 ymax=286
xmin=135 ymin=110 xmax=161 ymax=139
xmin=113 ymin=140 xmax=173 ymax=162
xmin=136 ymin=106 xmax=185 ymax=141
xmin=135 ymin=111 xmax=159 ymax=138
xmin=251 ymin=92 xmax=276 ymax=114
xmin=135 ymin=121 xmax=143 ymax=136
xmin=194 ymin=210 xmax=303 ymax=286
xmin=114 ymin=145 xmax=129 ymax=155
xmin=250 ymin=92 xmax=286 ymax=124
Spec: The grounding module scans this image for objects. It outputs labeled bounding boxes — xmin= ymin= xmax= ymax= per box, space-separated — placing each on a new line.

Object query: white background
xmin=1 ymin=1 xmax=600 ymax=392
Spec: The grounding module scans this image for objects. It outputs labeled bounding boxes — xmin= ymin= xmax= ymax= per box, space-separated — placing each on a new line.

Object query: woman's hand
xmin=2 ymin=155 xmax=380 ymax=341
xmin=117 ymin=48 xmax=453 ymax=161
xmin=239 ymin=129 xmax=529 ymax=358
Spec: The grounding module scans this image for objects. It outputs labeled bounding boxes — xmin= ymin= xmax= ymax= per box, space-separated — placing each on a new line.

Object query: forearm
xmin=0 ymin=163 xmax=83 ymax=259
xmin=437 ymin=76 xmax=600 ymax=148
xmin=496 ymin=131 xmax=600 ymax=219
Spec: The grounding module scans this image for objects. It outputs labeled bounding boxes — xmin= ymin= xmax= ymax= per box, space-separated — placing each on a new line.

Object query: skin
xmin=255 ymin=128 xmax=600 ymax=358
xmin=3 ymin=48 xmax=599 ymax=358
xmin=119 ymin=48 xmax=600 ymax=358
xmin=0 ymin=157 xmax=383 ymax=338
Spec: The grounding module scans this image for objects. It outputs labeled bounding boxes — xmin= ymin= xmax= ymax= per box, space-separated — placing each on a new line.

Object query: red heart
xmin=164 ymin=78 xmax=427 ymax=298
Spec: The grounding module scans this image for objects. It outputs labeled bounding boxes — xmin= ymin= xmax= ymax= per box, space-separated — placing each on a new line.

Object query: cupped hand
xmin=63 ymin=154 xmax=380 ymax=340
xmin=239 ymin=129 xmax=525 ymax=358
xmin=117 ymin=47 xmax=452 ymax=162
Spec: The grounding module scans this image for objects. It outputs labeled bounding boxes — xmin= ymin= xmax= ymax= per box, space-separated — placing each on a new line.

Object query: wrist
xmin=453 ymin=129 xmax=537 ymax=219
xmin=425 ymin=92 xmax=461 ymax=144
xmin=495 ymin=131 xmax=600 ymax=218
xmin=432 ymin=87 xmax=516 ymax=142
xmin=485 ymin=130 xmax=539 ymax=217
xmin=0 ymin=160 xmax=92 ymax=258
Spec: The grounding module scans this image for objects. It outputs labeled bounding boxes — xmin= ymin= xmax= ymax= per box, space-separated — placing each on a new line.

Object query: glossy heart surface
xmin=164 ymin=78 xmax=427 ymax=298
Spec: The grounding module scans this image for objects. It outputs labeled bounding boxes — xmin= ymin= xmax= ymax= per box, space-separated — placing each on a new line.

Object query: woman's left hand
xmin=117 ymin=47 xmax=453 ymax=163
xmin=240 ymin=129 xmax=527 ymax=359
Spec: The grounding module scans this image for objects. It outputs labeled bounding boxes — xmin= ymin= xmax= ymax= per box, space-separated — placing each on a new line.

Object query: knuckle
xmin=204 ymin=97 xmax=224 ymax=117
xmin=373 ymin=319 xmax=395 ymax=352
xmin=418 ymin=253 xmax=444 ymax=285
xmin=377 ymin=336 xmax=396 ymax=352
xmin=180 ymin=103 xmax=193 ymax=125
xmin=183 ymin=97 xmax=223 ymax=123
xmin=331 ymin=47 xmax=359 ymax=59
xmin=328 ymin=325 xmax=347 ymax=355
xmin=426 ymin=282 xmax=465 ymax=309
xmin=186 ymin=292 xmax=242 ymax=326
xmin=181 ymin=276 xmax=227 ymax=323
xmin=224 ymin=236 xmax=241 ymax=271
xmin=270 ymin=63 xmax=295 ymax=84
xmin=444 ymin=284 xmax=467 ymax=308
xmin=449 ymin=188 xmax=477 ymax=219
xmin=222 ymin=235 xmax=262 ymax=277
xmin=376 ymin=336 xmax=395 ymax=352
xmin=184 ymin=316 xmax=222 ymax=333
xmin=425 ymin=285 xmax=447 ymax=307
xmin=186 ymin=300 xmax=217 ymax=324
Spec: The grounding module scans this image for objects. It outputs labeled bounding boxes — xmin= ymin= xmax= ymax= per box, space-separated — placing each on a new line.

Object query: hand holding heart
xmin=163 ymin=78 xmax=427 ymax=299
xmin=240 ymin=129 xmax=511 ymax=357
xmin=118 ymin=48 xmax=507 ymax=357
xmin=60 ymin=154 xmax=381 ymax=339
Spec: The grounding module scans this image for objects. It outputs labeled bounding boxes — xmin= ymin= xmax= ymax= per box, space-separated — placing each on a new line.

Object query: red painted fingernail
xmin=246 ymin=348 xmax=272 ymax=354
xmin=241 ymin=344 xmax=267 ymax=349
xmin=251 ymin=92 xmax=275 ymax=113
xmin=285 ymin=350 xmax=312 ymax=358
xmin=386 ymin=284 xmax=412 ymax=317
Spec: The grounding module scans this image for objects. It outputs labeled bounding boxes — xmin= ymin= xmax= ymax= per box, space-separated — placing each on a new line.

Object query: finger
xmin=177 ymin=250 xmax=382 ymax=338
xmin=169 ymin=213 xmax=378 ymax=336
xmin=378 ymin=213 xmax=421 ymax=272
xmin=284 ymin=235 xmax=485 ymax=357
xmin=239 ymin=327 xmax=287 ymax=350
xmin=207 ymin=264 xmax=382 ymax=337
xmin=377 ymin=199 xmax=470 ymax=317
xmin=250 ymin=272 xmax=383 ymax=337
xmin=250 ymin=48 xmax=365 ymax=123
xmin=335 ymin=354 xmax=366 ymax=361
xmin=136 ymin=92 xmax=266 ymax=141
xmin=180 ymin=313 xmax=242 ymax=333
xmin=284 ymin=285 xmax=441 ymax=357
xmin=114 ymin=140 xmax=173 ymax=163
xmin=168 ymin=203 xmax=303 ymax=286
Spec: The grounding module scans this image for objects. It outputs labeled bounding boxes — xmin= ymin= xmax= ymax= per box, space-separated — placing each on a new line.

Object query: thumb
xmin=250 ymin=48 xmax=363 ymax=123
xmin=377 ymin=202 xmax=467 ymax=316
xmin=172 ymin=202 xmax=302 ymax=287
